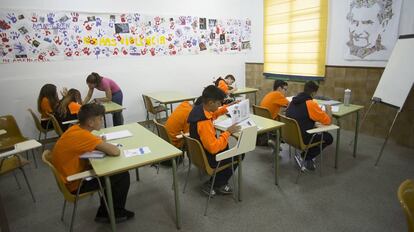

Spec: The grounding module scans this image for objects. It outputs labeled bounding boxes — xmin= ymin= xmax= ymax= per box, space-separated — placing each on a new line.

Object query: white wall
xmin=327 ymin=0 xmax=414 ymax=67
xmin=0 ymin=0 xmax=263 ymax=138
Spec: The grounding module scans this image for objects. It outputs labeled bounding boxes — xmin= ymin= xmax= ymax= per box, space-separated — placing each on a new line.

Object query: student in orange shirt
xmin=286 ymin=81 xmax=333 ymax=171
xmin=37 ymin=84 xmax=59 ymax=129
xmin=165 ymin=101 xmax=193 ymax=148
xmin=51 ymin=103 xmax=133 ymax=223
xmin=55 ymin=89 xmax=83 ymax=131
xmin=214 ymin=74 xmax=237 ymax=95
xmin=188 ymin=85 xmax=240 ymax=196
xmin=260 ymin=80 xmax=290 ymax=119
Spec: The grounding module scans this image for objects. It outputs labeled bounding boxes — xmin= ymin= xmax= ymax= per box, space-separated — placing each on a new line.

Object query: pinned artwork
xmin=0 ymin=9 xmax=251 ymax=63
xmin=344 ymin=0 xmax=402 ymax=61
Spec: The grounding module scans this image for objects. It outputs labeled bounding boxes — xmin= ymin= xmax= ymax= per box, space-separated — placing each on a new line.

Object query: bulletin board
xmin=0 ymin=9 xmax=251 ymax=63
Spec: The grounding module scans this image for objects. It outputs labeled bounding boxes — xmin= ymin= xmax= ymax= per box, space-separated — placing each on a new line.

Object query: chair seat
xmin=0 ymin=155 xmax=30 ymax=175
xmin=206 ymin=160 xmax=240 ymax=176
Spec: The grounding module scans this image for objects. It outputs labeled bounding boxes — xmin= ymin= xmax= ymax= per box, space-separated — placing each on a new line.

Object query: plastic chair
xmin=252 ymin=105 xmax=273 ymax=119
xmin=182 ymin=135 xmax=239 ymax=216
xmin=28 ymin=108 xmax=56 ymax=150
xmin=0 ymin=154 xmax=35 ymax=202
xmin=0 ymin=115 xmax=37 ymax=167
xmin=42 ymin=150 xmax=109 ymax=232
xmin=278 ymin=114 xmax=325 ymax=183
xmin=398 ymin=179 xmax=414 ymax=232
xmin=48 ymin=114 xmax=64 ymax=137
xmin=142 ymin=95 xmax=168 ymax=128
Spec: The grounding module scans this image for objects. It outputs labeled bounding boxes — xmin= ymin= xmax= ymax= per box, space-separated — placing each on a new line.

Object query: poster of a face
xmin=344 ymin=0 xmax=402 ymax=61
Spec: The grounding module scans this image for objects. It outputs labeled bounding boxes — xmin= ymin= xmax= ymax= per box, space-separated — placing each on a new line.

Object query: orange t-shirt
xmin=68 ymin=102 xmax=81 ymax=115
xmin=51 ymin=125 xmax=102 ymax=192
xmin=40 ymin=97 xmax=53 ymax=118
xmin=306 ymin=100 xmax=331 ymax=125
xmin=260 ymin=91 xmax=289 ymax=119
xmin=217 ymin=80 xmax=229 ymax=94
xmin=197 ymin=106 xmax=229 ymax=155
xmin=165 ymin=101 xmax=193 ymax=148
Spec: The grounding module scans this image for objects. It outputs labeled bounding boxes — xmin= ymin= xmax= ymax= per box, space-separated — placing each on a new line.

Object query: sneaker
xmin=94 ymin=211 xmax=128 ymax=224
xmin=120 ymin=209 xmax=135 ymax=220
xmin=201 ymin=181 xmax=216 ymax=197
xmin=215 ymin=184 xmax=233 ymax=195
xmin=304 ymin=160 xmax=316 ymax=171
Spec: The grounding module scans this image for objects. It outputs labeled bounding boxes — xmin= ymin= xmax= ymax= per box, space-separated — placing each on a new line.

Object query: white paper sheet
xmin=124 ymin=147 xmax=151 ymax=157
xmin=101 ymin=130 xmax=132 ymax=141
xmin=80 ymin=150 xmax=106 ymax=159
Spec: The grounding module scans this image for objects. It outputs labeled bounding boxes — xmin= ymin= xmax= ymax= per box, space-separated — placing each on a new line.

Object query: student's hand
xmin=227 ymin=124 xmax=241 ymax=134
xmin=60 ymin=87 xmax=68 ymax=97
xmin=325 ymin=105 xmax=332 ymax=113
xmin=100 ymin=135 xmax=107 ymax=142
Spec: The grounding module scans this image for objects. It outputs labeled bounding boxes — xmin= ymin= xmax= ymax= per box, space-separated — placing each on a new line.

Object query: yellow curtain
xmin=264 ymin=0 xmax=328 ymax=77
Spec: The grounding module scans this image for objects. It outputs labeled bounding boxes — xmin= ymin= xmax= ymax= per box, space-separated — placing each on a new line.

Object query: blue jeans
xmin=111 ymin=91 xmax=124 ymax=126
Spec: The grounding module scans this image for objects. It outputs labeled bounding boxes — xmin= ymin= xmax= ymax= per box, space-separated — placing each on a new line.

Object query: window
xmin=264 ymin=0 xmax=328 ymax=80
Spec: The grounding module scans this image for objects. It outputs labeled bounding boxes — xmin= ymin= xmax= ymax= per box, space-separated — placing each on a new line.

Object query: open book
xmin=214 ymin=99 xmax=256 ymax=129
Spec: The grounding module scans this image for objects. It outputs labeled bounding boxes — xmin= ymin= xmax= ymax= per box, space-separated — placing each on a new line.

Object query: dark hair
xmin=224 ymin=74 xmax=235 ymax=82
xmin=201 ymin=85 xmax=226 ymax=104
xmin=214 ymin=76 xmax=224 ymax=86
xmin=273 ymin=80 xmax=288 ymax=91
xmin=304 ymin=81 xmax=319 ymax=95
xmin=194 ymin=96 xmax=203 ymax=105
xmin=78 ymin=103 xmax=105 ymax=125
xmin=86 ymin=72 xmax=102 ymax=86
xmin=57 ymin=89 xmax=82 ymax=117
xmin=37 ymin=84 xmax=58 ymax=114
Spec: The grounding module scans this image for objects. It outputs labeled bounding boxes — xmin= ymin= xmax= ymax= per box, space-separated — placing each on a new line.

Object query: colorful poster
xmin=344 ymin=0 xmax=402 ymax=61
xmin=0 ymin=9 xmax=251 ymax=63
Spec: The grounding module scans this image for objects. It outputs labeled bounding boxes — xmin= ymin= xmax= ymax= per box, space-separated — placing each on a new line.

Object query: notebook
xmin=215 ymin=99 xmax=255 ymax=129
xmin=80 ymin=150 xmax=106 ymax=159
xmin=101 ymin=130 xmax=132 ymax=141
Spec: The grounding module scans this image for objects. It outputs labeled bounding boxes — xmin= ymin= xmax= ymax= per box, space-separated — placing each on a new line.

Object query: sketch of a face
xmin=346 ymin=0 xmax=394 ymax=59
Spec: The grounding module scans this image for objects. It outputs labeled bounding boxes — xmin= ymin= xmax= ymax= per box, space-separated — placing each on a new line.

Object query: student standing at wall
xmin=83 ymin=72 xmax=124 ymax=126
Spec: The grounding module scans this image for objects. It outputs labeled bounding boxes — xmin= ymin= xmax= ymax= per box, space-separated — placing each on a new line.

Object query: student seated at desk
xmin=54 ymin=88 xmax=82 ymax=132
xmin=37 ymin=84 xmax=64 ymax=129
xmin=187 ymin=85 xmax=240 ymax=196
xmin=165 ymin=101 xmax=194 ymax=148
xmin=260 ymin=80 xmax=290 ymax=119
xmin=286 ymin=81 xmax=333 ymax=171
xmin=215 ymin=74 xmax=237 ymax=95
xmin=52 ymin=103 xmax=133 ymax=223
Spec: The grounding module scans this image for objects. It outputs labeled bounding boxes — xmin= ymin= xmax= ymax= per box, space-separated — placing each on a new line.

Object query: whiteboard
xmin=373 ymin=35 xmax=414 ymax=108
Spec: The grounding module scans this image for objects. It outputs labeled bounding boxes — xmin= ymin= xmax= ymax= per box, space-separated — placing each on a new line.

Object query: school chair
xmin=48 ymin=114 xmax=64 ymax=137
xmin=42 ymin=150 xmax=109 ymax=232
xmin=153 ymin=119 xmax=185 ymax=168
xmin=278 ymin=114 xmax=338 ymax=183
xmin=182 ymin=135 xmax=240 ymax=216
xmin=0 ymin=154 xmax=36 ymax=202
xmin=28 ymin=108 xmax=57 ymax=150
xmin=252 ymin=105 xmax=272 ymax=119
xmin=0 ymin=115 xmax=38 ymax=167
xmin=398 ymin=179 xmax=414 ymax=232
xmin=142 ymin=95 xmax=168 ymax=128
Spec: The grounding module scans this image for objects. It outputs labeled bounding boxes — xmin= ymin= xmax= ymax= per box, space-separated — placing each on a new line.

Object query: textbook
xmin=101 ymin=130 xmax=132 ymax=141
xmin=80 ymin=150 xmax=106 ymax=159
xmin=215 ymin=99 xmax=256 ymax=129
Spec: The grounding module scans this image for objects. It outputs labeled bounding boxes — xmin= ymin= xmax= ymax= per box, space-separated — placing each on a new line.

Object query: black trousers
xmin=73 ymin=171 xmax=130 ymax=213
xmin=206 ymin=152 xmax=244 ymax=188
xmin=303 ymin=132 xmax=333 ymax=161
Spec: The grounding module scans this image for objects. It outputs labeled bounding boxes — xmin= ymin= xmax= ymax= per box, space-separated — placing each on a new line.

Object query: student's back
xmin=260 ymin=91 xmax=288 ymax=119
xmin=165 ymin=101 xmax=193 ymax=148
xmin=55 ymin=89 xmax=82 ymax=131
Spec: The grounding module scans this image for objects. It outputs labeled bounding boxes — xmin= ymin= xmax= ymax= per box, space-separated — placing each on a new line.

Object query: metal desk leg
xmin=254 ymin=93 xmax=257 ymax=105
xmin=238 ymin=155 xmax=243 ymax=202
xmin=353 ymin=111 xmax=360 ymax=158
xmin=172 ymin=159 xmax=181 ymax=229
xmin=335 ymin=120 xmax=341 ymax=169
xmin=104 ymin=115 xmax=107 ymax=128
xmin=275 ymin=130 xmax=280 ymax=186
xmin=105 ymin=176 xmax=116 ymax=232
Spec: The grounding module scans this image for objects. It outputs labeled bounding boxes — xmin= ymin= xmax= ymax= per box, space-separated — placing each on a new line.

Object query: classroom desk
xmin=0 ymin=140 xmax=42 ymax=159
xmin=232 ymin=87 xmax=259 ymax=104
xmin=215 ymin=114 xmax=284 ymax=200
xmin=101 ymin=101 xmax=125 ymax=127
xmin=90 ymin=123 xmax=182 ymax=232
xmin=145 ymin=91 xmax=198 ymax=117
xmin=331 ymin=104 xmax=364 ymax=169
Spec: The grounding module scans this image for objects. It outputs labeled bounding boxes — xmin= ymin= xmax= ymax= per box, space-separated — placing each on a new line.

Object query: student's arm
xmin=198 ymin=121 xmax=230 ymax=155
xmin=95 ymin=89 xmax=112 ymax=103
xmin=218 ymin=81 xmax=229 ymax=94
xmin=306 ymin=100 xmax=332 ymax=125
xmin=212 ymin=105 xmax=228 ymax=119
xmin=95 ymin=142 xmax=120 ymax=156
xmin=83 ymin=88 xmax=94 ymax=104
xmin=275 ymin=96 xmax=289 ymax=107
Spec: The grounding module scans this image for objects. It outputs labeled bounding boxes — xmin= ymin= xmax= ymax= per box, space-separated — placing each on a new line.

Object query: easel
xmin=356 ymin=97 xmax=402 ymax=166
